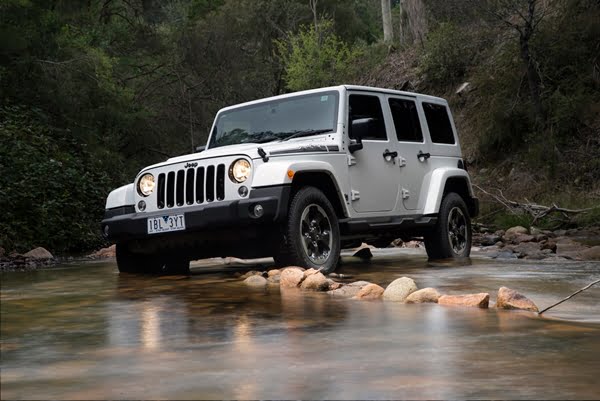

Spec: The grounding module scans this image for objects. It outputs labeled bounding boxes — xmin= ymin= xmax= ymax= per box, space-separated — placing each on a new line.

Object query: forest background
xmin=1 ymin=0 xmax=598 ymax=254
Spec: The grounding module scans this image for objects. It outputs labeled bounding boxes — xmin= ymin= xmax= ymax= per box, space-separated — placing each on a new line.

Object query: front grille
xmin=157 ymin=164 xmax=226 ymax=209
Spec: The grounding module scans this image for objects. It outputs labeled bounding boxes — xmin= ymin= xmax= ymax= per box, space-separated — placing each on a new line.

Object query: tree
xmin=381 ymin=0 xmax=394 ymax=43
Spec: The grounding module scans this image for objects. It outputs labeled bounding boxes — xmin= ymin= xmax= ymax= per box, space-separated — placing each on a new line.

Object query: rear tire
xmin=274 ymin=186 xmax=340 ymax=274
xmin=116 ymin=243 xmax=190 ymax=275
xmin=424 ymin=192 xmax=472 ymax=259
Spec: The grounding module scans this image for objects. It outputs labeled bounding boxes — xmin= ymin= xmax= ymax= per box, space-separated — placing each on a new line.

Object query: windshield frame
xmin=207 ymin=89 xmax=341 ymax=149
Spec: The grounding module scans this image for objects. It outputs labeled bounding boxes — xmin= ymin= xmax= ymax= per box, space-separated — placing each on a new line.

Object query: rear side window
xmin=422 ymin=102 xmax=455 ymax=144
xmin=388 ymin=98 xmax=423 ymax=142
xmin=349 ymin=94 xmax=387 ymax=140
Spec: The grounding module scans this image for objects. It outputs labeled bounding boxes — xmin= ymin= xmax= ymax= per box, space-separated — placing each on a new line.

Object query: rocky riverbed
xmin=1 ymin=225 xmax=599 ymax=272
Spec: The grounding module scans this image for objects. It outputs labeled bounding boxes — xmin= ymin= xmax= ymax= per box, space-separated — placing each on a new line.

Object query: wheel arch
xmin=422 ymin=169 xmax=478 ymax=217
xmin=290 ymin=171 xmax=348 ymax=219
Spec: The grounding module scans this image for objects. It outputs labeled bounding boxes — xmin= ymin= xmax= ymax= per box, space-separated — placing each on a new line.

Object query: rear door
xmin=385 ymin=95 xmax=431 ymax=211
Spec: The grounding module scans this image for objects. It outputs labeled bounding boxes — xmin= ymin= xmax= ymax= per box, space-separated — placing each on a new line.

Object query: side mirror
xmin=195 ymin=145 xmax=206 ymax=153
xmin=349 ymin=118 xmax=374 ymax=153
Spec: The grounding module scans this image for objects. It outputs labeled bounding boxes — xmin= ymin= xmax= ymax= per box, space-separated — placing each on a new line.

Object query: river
xmin=1 ymin=249 xmax=599 ymax=399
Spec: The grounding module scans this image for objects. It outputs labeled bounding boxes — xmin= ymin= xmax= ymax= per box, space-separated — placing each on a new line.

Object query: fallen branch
xmin=538 ymin=279 xmax=600 ymax=315
xmin=473 ymin=184 xmax=598 ymax=225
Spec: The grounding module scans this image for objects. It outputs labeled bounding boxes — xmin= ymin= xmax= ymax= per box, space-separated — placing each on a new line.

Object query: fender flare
xmin=422 ymin=168 xmax=474 ymax=215
xmin=105 ymin=184 xmax=135 ymax=209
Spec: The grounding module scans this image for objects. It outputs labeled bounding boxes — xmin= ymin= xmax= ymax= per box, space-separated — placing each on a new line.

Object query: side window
xmin=422 ymin=102 xmax=456 ymax=144
xmin=349 ymin=94 xmax=387 ymax=140
xmin=388 ymin=98 xmax=423 ymax=142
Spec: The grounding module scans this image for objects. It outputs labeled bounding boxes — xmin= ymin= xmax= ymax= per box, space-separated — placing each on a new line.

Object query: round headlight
xmin=138 ymin=173 xmax=155 ymax=197
xmin=229 ymin=159 xmax=251 ymax=183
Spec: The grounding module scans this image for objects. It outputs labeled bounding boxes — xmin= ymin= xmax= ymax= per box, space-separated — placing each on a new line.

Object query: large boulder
xmin=438 ymin=293 xmax=489 ymax=308
xmin=267 ymin=269 xmax=281 ymax=277
xmin=243 ymin=275 xmax=268 ymax=288
xmin=327 ymin=281 xmax=371 ymax=298
xmin=405 ymin=288 xmax=441 ymax=304
xmin=89 ymin=245 xmax=116 ymax=258
xmin=495 ymin=287 xmax=538 ymax=312
xmin=240 ymin=270 xmax=263 ymax=280
xmin=382 ymin=277 xmax=417 ymax=302
xmin=504 ymin=226 xmax=528 ymax=239
xmin=353 ymin=283 xmax=385 ymax=300
xmin=300 ymin=271 xmax=330 ymax=291
xmin=23 ymin=247 xmax=53 ymax=260
xmin=280 ymin=267 xmax=305 ymax=288
xmin=579 ymin=246 xmax=600 ymax=261
xmin=556 ymin=238 xmax=589 ymax=259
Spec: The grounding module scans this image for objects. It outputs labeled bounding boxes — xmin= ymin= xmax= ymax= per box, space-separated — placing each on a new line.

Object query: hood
xmin=138 ymin=134 xmax=338 ymax=173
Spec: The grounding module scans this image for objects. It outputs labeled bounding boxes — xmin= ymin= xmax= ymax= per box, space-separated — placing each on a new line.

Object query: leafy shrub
xmin=0 ymin=106 xmax=112 ymax=253
xmin=277 ymin=20 xmax=364 ymax=91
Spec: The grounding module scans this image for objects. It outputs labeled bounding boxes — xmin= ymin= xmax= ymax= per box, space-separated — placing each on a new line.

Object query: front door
xmin=347 ymin=93 xmax=399 ymax=213
xmin=385 ymin=95 xmax=431 ymax=211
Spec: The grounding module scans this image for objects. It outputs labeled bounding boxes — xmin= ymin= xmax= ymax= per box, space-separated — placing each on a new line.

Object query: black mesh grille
xmin=206 ymin=165 xmax=215 ymax=202
xmin=216 ymin=164 xmax=225 ymax=201
xmin=155 ymin=163 xmax=226 ymax=209
xmin=195 ymin=167 xmax=205 ymax=204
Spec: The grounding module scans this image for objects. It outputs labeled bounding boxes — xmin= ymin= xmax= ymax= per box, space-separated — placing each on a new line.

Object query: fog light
xmin=253 ymin=204 xmax=264 ymax=218
xmin=138 ymin=200 xmax=146 ymax=211
xmin=238 ymin=185 xmax=249 ymax=197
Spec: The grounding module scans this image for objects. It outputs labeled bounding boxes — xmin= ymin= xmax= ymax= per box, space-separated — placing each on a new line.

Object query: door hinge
xmin=398 ymin=157 xmax=407 ymax=167
xmin=350 ymin=190 xmax=360 ymax=201
xmin=402 ymin=188 xmax=410 ymax=199
xmin=347 ymin=154 xmax=356 ymax=166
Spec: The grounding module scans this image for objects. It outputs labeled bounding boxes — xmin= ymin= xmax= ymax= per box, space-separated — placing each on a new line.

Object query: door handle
xmin=417 ymin=150 xmax=431 ymax=161
xmin=383 ymin=149 xmax=398 ymax=161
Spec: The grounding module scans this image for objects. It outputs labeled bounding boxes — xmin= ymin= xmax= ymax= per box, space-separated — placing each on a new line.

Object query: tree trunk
xmin=519 ymin=36 xmax=544 ymax=122
xmin=381 ymin=0 xmax=393 ymax=43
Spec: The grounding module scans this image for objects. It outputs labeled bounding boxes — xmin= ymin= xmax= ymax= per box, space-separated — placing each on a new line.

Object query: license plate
xmin=147 ymin=214 xmax=185 ymax=234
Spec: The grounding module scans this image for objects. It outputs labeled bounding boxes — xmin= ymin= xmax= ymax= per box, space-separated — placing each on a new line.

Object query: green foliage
xmin=277 ymin=20 xmax=365 ymax=91
xmin=418 ymin=22 xmax=475 ymax=86
xmin=0 ymin=106 xmax=112 ymax=252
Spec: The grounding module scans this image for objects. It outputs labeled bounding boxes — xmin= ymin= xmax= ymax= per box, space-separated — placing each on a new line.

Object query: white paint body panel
xmin=106 ymin=184 xmax=135 ymax=209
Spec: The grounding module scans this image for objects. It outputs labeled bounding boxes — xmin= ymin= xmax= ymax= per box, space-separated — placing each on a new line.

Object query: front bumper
xmin=101 ymin=185 xmax=290 ymax=242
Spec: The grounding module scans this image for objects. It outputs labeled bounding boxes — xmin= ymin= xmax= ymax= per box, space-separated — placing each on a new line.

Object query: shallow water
xmin=1 ymin=250 xmax=599 ymax=399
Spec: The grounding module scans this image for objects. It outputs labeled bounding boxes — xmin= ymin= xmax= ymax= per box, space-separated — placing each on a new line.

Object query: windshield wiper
xmin=281 ymin=129 xmax=333 ymax=142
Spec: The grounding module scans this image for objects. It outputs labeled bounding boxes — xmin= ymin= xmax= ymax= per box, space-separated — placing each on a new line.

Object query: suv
xmin=101 ymin=85 xmax=478 ymax=275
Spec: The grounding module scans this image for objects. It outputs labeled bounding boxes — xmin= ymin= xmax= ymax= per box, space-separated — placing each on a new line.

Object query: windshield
xmin=209 ymin=91 xmax=339 ymax=149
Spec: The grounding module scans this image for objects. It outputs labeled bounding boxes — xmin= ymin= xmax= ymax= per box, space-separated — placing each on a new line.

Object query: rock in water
xmin=353 ymin=283 xmax=385 ymax=300
xmin=267 ymin=269 xmax=281 ymax=277
xmin=505 ymin=226 xmax=528 ymax=238
xmin=327 ymin=281 xmax=371 ymax=298
xmin=23 ymin=247 xmax=53 ymax=260
xmin=89 ymin=245 xmax=116 ymax=258
xmin=300 ymin=272 xmax=329 ymax=291
xmin=438 ymin=293 xmax=489 ymax=308
xmin=580 ymin=246 xmax=600 ymax=261
xmin=240 ymin=270 xmax=263 ymax=279
xmin=243 ymin=275 xmax=268 ymax=288
xmin=280 ymin=267 xmax=305 ymax=288
xmin=405 ymin=288 xmax=441 ymax=304
xmin=496 ymin=287 xmax=539 ymax=312
xmin=353 ymin=243 xmax=374 ymax=259
xmin=382 ymin=277 xmax=417 ymax=302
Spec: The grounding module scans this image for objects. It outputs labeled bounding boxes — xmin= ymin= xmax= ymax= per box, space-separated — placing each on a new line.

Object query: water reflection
xmin=1 ymin=257 xmax=599 ymax=399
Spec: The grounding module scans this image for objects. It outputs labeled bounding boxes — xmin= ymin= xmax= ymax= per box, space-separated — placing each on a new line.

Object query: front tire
xmin=424 ymin=192 xmax=472 ymax=259
xmin=275 ymin=186 xmax=341 ymax=274
xmin=116 ymin=243 xmax=190 ymax=275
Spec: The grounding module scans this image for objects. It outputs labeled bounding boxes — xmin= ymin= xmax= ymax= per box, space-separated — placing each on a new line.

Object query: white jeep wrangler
xmin=102 ymin=85 xmax=478 ymax=275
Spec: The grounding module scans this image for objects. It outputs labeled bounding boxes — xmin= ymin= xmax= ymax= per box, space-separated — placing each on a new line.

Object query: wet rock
xmin=243 ymin=275 xmax=268 ymax=288
xmin=403 ymin=241 xmax=422 ymax=248
xmin=480 ymin=234 xmax=502 ymax=246
xmin=512 ymin=242 xmax=542 ymax=258
xmin=382 ymin=277 xmax=417 ymax=302
xmin=530 ymin=227 xmax=542 ymax=236
xmin=353 ymin=283 xmax=385 ymax=300
xmin=326 ymin=279 xmax=343 ymax=291
xmin=267 ymin=269 xmax=281 ymax=277
xmin=405 ymin=288 xmax=441 ymax=304
xmin=327 ymin=281 xmax=371 ymax=298
xmin=505 ymin=226 xmax=528 ymax=237
xmin=89 ymin=245 xmax=116 ymax=258
xmin=514 ymin=234 xmax=535 ymax=244
xmin=353 ymin=243 xmax=374 ymax=259
xmin=300 ymin=271 xmax=329 ymax=291
xmin=580 ymin=246 xmax=600 ymax=261
xmin=23 ymin=247 xmax=53 ymax=260
xmin=267 ymin=275 xmax=281 ymax=284
xmin=492 ymin=250 xmax=518 ymax=259
xmin=438 ymin=293 xmax=489 ymax=308
xmin=240 ymin=270 xmax=263 ymax=280
xmin=328 ymin=272 xmax=339 ymax=278
xmin=554 ymin=229 xmax=567 ymax=236
xmin=496 ymin=287 xmax=539 ymax=312
xmin=540 ymin=239 xmax=557 ymax=252
xmin=556 ymin=238 xmax=588 ymax=259
xmin=280 ymin=267 xmax=305 ymax=288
